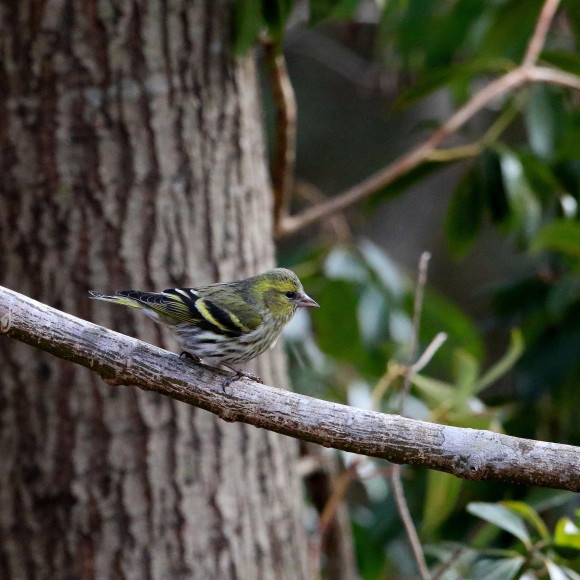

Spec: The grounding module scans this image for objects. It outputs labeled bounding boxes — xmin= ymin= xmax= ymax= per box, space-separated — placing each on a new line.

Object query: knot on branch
xmin=218 ymin=408 xmax=240 ymax=423
xmin=102 ymin=376 xmax=126 ymax=387
xmin=452 ymin=454 xmax=488 ymax=481
xmin=0 ymin=308 xmax=11 ymax=333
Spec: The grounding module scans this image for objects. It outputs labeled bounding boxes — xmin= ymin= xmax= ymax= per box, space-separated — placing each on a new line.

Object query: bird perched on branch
xmin=89 ymin=268 xmax=318 ymax=382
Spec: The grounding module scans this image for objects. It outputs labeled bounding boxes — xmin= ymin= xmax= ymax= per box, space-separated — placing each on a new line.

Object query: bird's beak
xmin=298 ymin=293 xmax=319 ymax=308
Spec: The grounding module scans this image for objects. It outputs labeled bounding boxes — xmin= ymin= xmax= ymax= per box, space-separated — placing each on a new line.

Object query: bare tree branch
xmin=263 ymin=38 xmax=297 ymax=235
xmin=523 ymin=0 xmax=561 ymax=67
xmin=277 ymin=0 xmax=579 ymax=238
xmin=1 ymin=284 xmax=579 ymax=492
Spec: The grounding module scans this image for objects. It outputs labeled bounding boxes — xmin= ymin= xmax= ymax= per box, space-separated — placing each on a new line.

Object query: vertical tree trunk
xmin=0 ymin=1 xmax=308 ymax=578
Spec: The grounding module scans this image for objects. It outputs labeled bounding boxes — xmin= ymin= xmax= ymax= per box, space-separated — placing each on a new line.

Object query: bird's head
xmin=252 ymin=268 xmax=319 ymax=322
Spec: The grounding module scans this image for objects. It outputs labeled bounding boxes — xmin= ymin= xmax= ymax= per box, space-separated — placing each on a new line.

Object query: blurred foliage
xmin=233 ymin=0 xmax=364 ymax=52
xmin=284 ymin=241 xmax=532 ymax=578
xmin=233 ymin=0 xmax=294 ymax=51
xmin=259 ymin=0 xmax=580 ymax=578
xmin=425 ymin=499 xmax=580 ymax=579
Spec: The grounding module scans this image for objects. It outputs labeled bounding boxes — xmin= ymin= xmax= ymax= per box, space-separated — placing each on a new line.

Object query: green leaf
xmin=427 ymin=0 xmax=487 ymax=67
xmin=479 ymin=148 xmax=510 ymax=225
xmin=475 ymin=329 xmax=524 ymax=392
xmin=445 ymin=167 xmax=484 ymax=258
xmin=531 ymin=221 xmax=580 ymax=257
xmin=411 ymin=373 xmax=455 ymax=407
xmin=421 ymin=290 xmax=484 ymax=363
xmin=557 ymin=566 xmax=580 ymax=580
xmin=501 ymin=501 xmax=549 ymax=541
xmin=525 ymin=85 xmax=563 ymax=161
xmin=545 ymin=560 xmax=571 ymax=580
xmin=470 ymin=556 xmax=525 ymax=580
xmin=558 ymin=194 xmax=578 ymax=219
xmin=498 ymin=147 xmax=542 ymax=240
xmin=562 ymin=0 xmax=580 ymax=47
xmin=397 ymin=59 xmax=512 ymax=108
xmin=352 ymin=520 xmax=387 ymax=580
xmin=516 ymin=325 xmax=580 ymax=400
xmin=467 ymin=502 xmax=531 ymax=547
xmin=542 ymin=50 xmax=580 ymax=77
xmin=492 ymin=277 xmax=550 ymax=319
xmin=518 ymin=152 xmax=566 ymax=205
xmin=309 ymin=0 xmax=363 ymax=25
xmin=529 ymin=490 xmax=578 ymax=513
xmin=556 ymin=113 xmax=580 ymax=162
xmin=547 ymin=275 xmax=580 ymax=316
xmin=324 ymin=246 xmax=369 ymax=283
xmin=479 ymin=0 xmax=544 ymax=61
xmin=554 ymin=517 xmax=580 ymax=550
xmin=358 ymin=286 xmax=388 ymax=346
xmin=233 ymin=0 xmax=265 ymax=55
xmin=396 ymin=0 xmax=437 ymax=67
xmin=312 ymin=279 xmax=366 ymax=364
xmin=422 ymin=470 xmax=463 ymax=537
xmin=453 ymin=349 xmax=480 ymax=398
xmin=262 ymin=0 xmax=294 ymax=42
xmin=358 ymin=240 xmax=405 ymax=299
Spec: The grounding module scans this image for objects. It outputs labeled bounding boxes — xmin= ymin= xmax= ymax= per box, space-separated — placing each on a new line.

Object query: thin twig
xmin=263 ymin=38 xmax=297 ymax=235
xmin=527 ymin=65 xmax=580 ymax=90
xmin=294 ymin=179 xmax=352 ymax=242
xmin=302 ymin=443 xmax=359 ymax=580
xmin=427 ymin=144 xmax=482 ymax=162
xmin=318 ymin=307 xmax=442 ymax=568
xmin=390 ymin=253 xmax=433 ymax=580
xmin=431 ymin=543 xmax=466 ymax=580
xmin=277 ymin=0 xmax=577 ymax=238
xmin=370 ymin=360 xmax=401 ymax=410
xmin=427 ymin=98 xmax=520 ymax=162
xmin=390 ymin=470 xmax=432 ymax=579
xmin=370 ymin=332 xmax=447 ymax=409
xmin=401 ymin=252 xmax=431 ymax=415
xmin=412 ymin=332 xmax=448 ymax=374
xmin=318 ymin=460 xmax=361 ymax=539
xmin=523 ymin=0 xmax=561 ymax=67
xmin=431 ymin=521 xmax=487 ymax=580
xmin=278 ymin=69 xmax=523 ymax=236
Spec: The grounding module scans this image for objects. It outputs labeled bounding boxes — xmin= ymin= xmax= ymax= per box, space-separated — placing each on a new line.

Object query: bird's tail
xmin=89 ymin=290 xmax=182 ymax=325
xmin=89 ymin=290 xmax=149 ymax=310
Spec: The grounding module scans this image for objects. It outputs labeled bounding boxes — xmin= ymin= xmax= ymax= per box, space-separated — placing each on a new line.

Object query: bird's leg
xmin=180 ymin=351 xmax=202 ymax=364
xmin=222 ymin=362 xmax=263 ymax=384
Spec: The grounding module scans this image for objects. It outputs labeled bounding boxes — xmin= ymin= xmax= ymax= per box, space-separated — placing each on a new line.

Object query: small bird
xmin=89 ymin=268 xmax=319 ymax=381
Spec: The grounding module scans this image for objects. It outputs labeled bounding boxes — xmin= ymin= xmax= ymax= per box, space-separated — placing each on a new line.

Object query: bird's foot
xmin=222 ymin=363 xmax=263 ymax=385
xmin=180 ymin=351 xmax=202 ymax=364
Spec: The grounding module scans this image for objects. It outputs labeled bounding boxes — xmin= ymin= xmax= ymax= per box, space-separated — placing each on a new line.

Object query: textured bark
xmin=0 ymin=2 xmax=307 ymax=579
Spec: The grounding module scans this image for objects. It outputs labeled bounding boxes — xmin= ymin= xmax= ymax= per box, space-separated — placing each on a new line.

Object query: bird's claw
xmin=179 ymin=355 xmax=262 ymax=390
xmin=221 ymin=363 xmax=263 ymax=386
xmin=221 ymin=369 xmax=262 ymax=394
xmin=233 ymin=369 xmax=263 ymax=384
xmin=180 ymin=351 xmax=202 ymax=364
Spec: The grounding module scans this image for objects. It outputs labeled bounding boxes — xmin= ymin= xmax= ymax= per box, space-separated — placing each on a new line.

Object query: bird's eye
xmin=285 ymin=291 xmax=297 ymax=299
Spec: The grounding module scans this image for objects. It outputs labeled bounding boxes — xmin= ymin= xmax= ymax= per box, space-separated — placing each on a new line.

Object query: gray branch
xmin=1 ymin=285 xmax=579 ymax=491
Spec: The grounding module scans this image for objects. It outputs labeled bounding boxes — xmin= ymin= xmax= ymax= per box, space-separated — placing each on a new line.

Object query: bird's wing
xmin=111 ymin=289 xmax=206 ymax=325
xmin=192 ymin=285 xmax=262 ymax=334
xmin=157 ymin=286 xmax=262 ymax=336
xmin=107 ymin=285 xmax=262 ymax=337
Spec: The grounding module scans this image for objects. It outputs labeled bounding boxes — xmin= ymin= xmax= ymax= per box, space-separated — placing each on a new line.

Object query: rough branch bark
xmin=2 ymin=284 xmax=579 ymax=492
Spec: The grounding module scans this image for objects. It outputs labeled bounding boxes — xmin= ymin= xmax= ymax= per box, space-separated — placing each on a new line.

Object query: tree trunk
xmin=0 ymin=1 xmax=308 ymax=578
